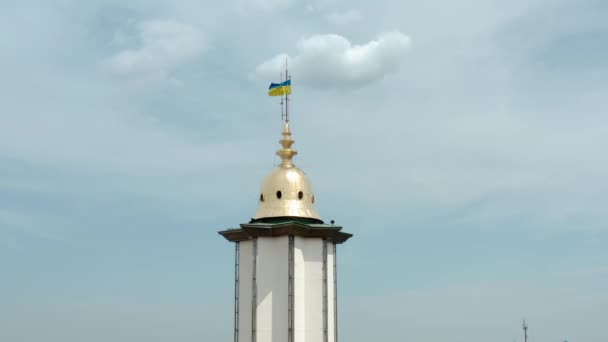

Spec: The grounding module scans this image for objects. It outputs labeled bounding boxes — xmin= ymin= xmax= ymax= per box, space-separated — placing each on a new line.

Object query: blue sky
xmin=1 ymin=0 xmax=607 ymax=341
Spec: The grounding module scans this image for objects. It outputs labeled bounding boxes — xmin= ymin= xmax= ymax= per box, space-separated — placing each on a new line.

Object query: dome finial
xmin=276 ymin=122 xmax=298 ymax=167
xmin=252 ymin=121 xmax=322 ymax=222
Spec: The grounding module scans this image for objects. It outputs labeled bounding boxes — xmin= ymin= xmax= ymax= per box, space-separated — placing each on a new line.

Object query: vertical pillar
xmin=288 ymin=236 xmax=295 ymax=342
xmin=234 ymin=242 xmax=240 ymax=342
xmin=322 ymin=239 xmax=328 ymax=342
xmin=333 ymin=243 xmax=338 ymax=342
xmin=252 ymin=238 xmax=258 ymax=342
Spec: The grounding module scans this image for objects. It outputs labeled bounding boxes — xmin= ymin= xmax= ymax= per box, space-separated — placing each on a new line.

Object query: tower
xmin=219 ymin=122 xmax=353 ymax=342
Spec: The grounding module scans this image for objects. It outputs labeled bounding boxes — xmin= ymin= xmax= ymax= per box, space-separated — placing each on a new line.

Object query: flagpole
xmin=285 ymin=58 xmax=289 ymax=123
xmin=280 ymin=71 xmax=284 ymax=122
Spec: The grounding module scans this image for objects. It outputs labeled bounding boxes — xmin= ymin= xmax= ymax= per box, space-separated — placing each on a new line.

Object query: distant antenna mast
xmin=522 ymin=319 xmax=528 ymax=342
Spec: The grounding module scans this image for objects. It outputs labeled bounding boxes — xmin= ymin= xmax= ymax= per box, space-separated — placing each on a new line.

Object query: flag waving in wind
xmin=268 ymin=79 xmax=292 ymax=96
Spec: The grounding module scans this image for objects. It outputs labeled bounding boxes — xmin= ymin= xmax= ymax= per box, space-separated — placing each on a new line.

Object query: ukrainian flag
xmin=268 ymin=79 xmax=292 ymax=96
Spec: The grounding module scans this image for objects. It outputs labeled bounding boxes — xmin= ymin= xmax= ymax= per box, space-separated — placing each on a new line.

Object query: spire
xmin=252 ymin=122 xmax=322 ymax=222
xmin=253 ymin=69 xmax=322 ymax=222
xmin=276 ymin=122 xmax=298 ymax=167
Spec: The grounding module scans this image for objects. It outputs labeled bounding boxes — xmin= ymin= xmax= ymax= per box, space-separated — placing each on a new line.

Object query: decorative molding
xmin=219 ymin=221 xmax=353 ymax=244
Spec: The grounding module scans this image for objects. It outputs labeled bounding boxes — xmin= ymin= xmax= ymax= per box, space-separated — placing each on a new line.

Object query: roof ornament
xmin=254 ymin=63 xmax=322 ymax=222
xmin=268 ymin=58 xmax=297 ymax=168
xmin=276 ymin=122 xmax=297 ymax=167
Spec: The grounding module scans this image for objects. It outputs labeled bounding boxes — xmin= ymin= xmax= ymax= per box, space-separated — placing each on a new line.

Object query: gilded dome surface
xmin=252 ymin=123 xmax=322 ymax=221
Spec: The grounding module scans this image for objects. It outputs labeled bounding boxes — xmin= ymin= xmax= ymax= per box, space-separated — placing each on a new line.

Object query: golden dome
xmin=252 ymin=122 xmax=322 ymax=221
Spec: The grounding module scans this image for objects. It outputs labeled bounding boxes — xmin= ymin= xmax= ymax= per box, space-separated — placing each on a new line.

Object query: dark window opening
xmin=276 ymin=190 xmax=282 ymax=199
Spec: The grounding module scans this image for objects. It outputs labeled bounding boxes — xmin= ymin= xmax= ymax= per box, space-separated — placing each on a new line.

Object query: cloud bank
xmin=254 ymin=31 xmax=410 ymax=88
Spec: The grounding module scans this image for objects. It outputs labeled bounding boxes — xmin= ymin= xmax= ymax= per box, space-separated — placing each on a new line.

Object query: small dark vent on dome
xmin=260 ymin=194 xmax=264 ymax=202
xmin=298 ymin=191 xmax=304 ymax=200
xmin=276 ymin=191 xmax=282 ymax=199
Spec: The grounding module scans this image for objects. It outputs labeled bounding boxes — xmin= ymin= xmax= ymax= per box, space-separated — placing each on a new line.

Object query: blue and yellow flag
xmin=268 ymin=79 xmax=292 ymax=96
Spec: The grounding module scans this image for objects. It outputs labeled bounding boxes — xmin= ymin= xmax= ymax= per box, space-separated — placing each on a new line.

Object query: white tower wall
xmin=326 ymin=244 xmax=335 ymax=342
xmin=237 ymin=240 xmax=253 ymax=342
xmin=235 ymin=236 xmax=336 ymax=342
xmin=294 ymin=237 xmax=323 ymax=342
xmin=257 ymin=237 xmax=289 ymax=342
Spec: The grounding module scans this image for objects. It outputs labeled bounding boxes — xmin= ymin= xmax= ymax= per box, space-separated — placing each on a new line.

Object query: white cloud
xmin=254 ymin=31 xmax=410 ymax=88
xmin=107 ymin=19 xmax=205 ymax=76
xmin=326 ymin=9 xmax=362 ymax=25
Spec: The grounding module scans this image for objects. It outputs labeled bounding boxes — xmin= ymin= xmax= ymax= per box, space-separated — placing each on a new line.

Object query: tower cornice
xmin=218 ymin=221 xmax=353 ymax=244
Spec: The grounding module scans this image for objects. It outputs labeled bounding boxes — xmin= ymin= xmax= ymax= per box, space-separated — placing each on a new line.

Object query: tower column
xmin=219 ymin=122 xmax=352 ymax=342
xmin=221 ymin=222 xmax=351 ymax=342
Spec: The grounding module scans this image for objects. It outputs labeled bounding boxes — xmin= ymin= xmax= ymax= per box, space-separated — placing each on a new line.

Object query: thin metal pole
xmin=333 ymin=243 xmax=338 ymax=342
xmin=288 ymin=236 xmax=295 ymax=342
xmin=234 ymin=242 xmax=240 ymax=342
xmin=252 ymin=238 xmax=258 ymax=342
xmin=280 ymin=71 xmax=284 ymax=122
xmin=322 ymin=239 xmax=328 ymax=342
xmin=285 ymin=59 xmax=289 ymax=123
